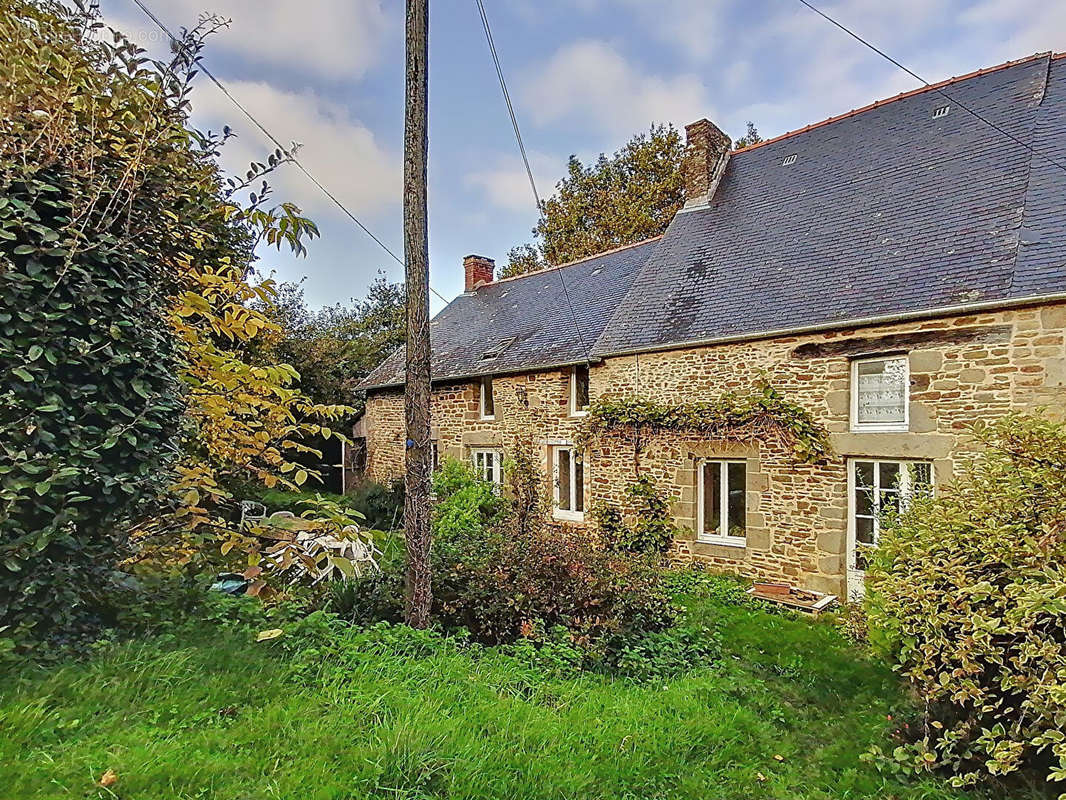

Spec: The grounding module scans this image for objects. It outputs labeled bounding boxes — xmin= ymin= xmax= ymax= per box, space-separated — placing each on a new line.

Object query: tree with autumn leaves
xmin=0 ymin=0 xmax=359 ymax=648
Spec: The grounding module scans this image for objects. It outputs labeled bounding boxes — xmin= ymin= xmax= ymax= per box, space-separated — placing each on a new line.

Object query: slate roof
xmin=362 ymin=53 xmax=1066 ymax=390
xmin=360 ymin=238 xmax=658 ymax=389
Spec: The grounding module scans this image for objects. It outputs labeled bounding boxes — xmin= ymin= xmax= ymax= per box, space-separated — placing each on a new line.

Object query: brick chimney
xmin=464 ymin=254 xmax=495 ymax=292
xmin=682 ymin=119 xmax=732 ymax=208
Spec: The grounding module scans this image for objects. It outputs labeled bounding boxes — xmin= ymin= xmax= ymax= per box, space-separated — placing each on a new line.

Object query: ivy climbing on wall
xmin=574 ymin=383 xmax=833 ymax=466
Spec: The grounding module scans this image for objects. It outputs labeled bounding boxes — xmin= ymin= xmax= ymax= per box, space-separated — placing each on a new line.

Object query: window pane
xmin=727 ymin=462 xmax=746 ymax=538
xmin=910 ymin=462 xmax=932 ymax=492
xmin=855 ymin=487 xmax=874 ymax=517
xmin=855 ymin=515 xmax=875 ymax=545
xmin=574 ymin=453 xmax=584 ymax=512
xmin=558 ymin=449 xmax=571 ymax=511
xmin=856 ymin=358 xmax=907 ymax=424
xmin=702 ymin=463 xmax=720 ymax=538
xmin=878 ymin=461 xmax=900 ymax=489
xmin=481 ymin=377 xmax=495 ymax=416
xmin=854 ymin=545 xmax=871 ymax=571
xmin=855 ymin=461 xmax=875 ymax=489
xmin=575 ymin=366 xmax=590 ymax=411
xmin=879 ymin=489 xmax=900 ymax=515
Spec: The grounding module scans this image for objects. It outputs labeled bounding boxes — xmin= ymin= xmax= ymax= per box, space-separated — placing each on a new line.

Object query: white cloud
xmin=103 ymin=0 xmax=391 ymax=81
xmin=190 ymin=80 xmax=401 ymax=222
xmin=619 ymin=0 xmax=724 ymax=63
xmin=521 ymin=39 xmax=712 ymax=136
xmin=960 ymin=0 xmax=1066 ymax=59
xmin=464 ymin=152 xmax=566 ymax=212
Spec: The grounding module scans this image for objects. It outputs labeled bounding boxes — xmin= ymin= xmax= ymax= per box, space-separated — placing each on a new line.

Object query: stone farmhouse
xmin=355 ymin=53 xmax=1066 ymax=599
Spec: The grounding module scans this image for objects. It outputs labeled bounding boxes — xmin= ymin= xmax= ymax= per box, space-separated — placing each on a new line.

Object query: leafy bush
xmin=248 ymin=487 xmax=353 ymax=517
xmin=594 ymin=476 xmax=681 ymax=555
xmin=0 ymin=0 xmax=189 ymax=648
xmin=430 ymin=461 xmax=679 ymax=651
xmin=346 ymin=478 xmax=405 ymax=531
xmin=605 ymin=623 xmax=720 ymax=682
xmin=325 ymin=532 xmax=406 ymax=626
xmin=662 ymin=564 xmax=751 ymax=605
xmin=867 ymin=414 xmax=1066 ymax=792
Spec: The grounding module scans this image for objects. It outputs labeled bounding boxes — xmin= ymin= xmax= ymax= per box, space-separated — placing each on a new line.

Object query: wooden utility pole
xmin=402 ymin=0 xmax=432 ymax=627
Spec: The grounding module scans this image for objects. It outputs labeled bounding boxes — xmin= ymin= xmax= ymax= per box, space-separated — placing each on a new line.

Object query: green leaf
xmin=27 ymin=345 xmax=43 ymax=361
xmin=12 ymin=367 xmax=33 ymax=382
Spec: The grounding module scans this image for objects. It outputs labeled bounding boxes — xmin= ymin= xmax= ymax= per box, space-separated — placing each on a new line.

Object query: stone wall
xmin=362 ymin=302 xmax=1066 ymax=595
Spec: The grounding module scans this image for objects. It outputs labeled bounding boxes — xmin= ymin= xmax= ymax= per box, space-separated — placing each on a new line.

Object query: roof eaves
xmin=361 ymin=355 xmax=605 ymax=393
xmin=597 ymin=292 xmax=1066 ymax=360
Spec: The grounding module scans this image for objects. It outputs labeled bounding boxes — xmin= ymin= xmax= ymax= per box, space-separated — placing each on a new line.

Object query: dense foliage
xmin=867 ymin=414 xmax=1066 ymax=794
xmin=429 ymin=459 xmax=680 ymax=661
xmin=502 ymin=122 xmax=760 ymax=278
xmin=254 ymin=274 xmax=405 ymax=424
xmin=1 ymin=0 xmax=361 ymax=649
xmin=577 ymin=384 xmax=833 ymax=464
xmin=0 ymin=0 xmax=191 ymax=643
xmin=593 ymin=475 xmax=681 ymax=554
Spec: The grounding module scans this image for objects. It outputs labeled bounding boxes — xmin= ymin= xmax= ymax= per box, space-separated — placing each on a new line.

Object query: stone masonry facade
xmin=362 ymin=302 xmax=1066 ymax=596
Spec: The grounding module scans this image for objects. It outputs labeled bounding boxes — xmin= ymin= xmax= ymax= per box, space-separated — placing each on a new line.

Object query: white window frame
xmin=479 ymin=376 xmax=495 ymax=420
xmin=552 ymin=444 xmax=585 ymax=522
xmin=850 ymin=355 xmax=910 ymax=432
xmin=430 ymin=441 xmax=439 ymax=474
xmin=847 ymin=458 xmax=933 ymax=593
xmin=569 ymin=365 xmax=590 ymax=417
xmin=471 ymin=448 xmax=503 ymax=487
xmin=696 ymin=460 xmax=747 ymax=547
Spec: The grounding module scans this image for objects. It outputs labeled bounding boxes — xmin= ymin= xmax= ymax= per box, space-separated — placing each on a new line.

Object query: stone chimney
xmin=682 ymin=119 xmax=732 ymax=208
xmin=464 ymin=254 xmax=495 ymax=292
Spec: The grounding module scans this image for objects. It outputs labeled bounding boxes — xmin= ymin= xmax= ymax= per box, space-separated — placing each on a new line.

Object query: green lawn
xmin=0 ymin=596 xmax=1016 ymax=800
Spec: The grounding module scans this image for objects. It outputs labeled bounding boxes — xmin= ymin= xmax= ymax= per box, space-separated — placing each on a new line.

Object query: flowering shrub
xmin=866 ymin=414 xmax=1066 ymax=793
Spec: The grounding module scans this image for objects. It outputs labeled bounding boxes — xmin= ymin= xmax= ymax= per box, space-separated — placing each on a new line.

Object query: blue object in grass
xmin=209 ymin=573 xmax=250 ymax=595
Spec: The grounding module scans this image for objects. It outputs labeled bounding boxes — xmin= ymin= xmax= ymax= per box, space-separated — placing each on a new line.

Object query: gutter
xmin=360 ymin=355 xmax=604 ymax=393
xmin=595 ymin=292 xmax=1066 ymax=359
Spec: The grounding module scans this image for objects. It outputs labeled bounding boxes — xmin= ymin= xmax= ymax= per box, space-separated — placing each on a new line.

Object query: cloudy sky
xmin=98 ymin=0 xmax=1066 ymax=312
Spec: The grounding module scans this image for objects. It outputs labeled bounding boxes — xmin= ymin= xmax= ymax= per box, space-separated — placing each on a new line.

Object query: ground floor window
xmin=849 ymin=459 xmax=932 ymax=571
xmin=552 ymin=445 xmax=585 ymax=521
xmin=697 ymin=460 xmax=747 ymax=546
xmin=472 ymin=448 xmax=503 ymax=487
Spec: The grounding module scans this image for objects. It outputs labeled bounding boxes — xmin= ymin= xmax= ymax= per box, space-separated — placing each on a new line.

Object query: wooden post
xmin=402 ymin=0 xmax=432 ymax=627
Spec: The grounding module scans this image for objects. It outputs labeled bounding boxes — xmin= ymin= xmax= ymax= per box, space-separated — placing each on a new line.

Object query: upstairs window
xmin=480 ymin=376 xmax=495 ymax=419
xmin=698 ymin=460 xmax=747 ymax=546
xmin=553 ymin=445 xmax=585 ymax=521
xmin=472 ymin=448 xmax=503 ymax=487
xmin=570 ymin=365 xmax=590 ymax=416
xmin=851 ymin=355 xmax=909 ymax=431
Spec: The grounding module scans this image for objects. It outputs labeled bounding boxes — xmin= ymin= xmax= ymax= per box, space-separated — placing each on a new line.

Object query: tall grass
xmin=0 ymin=592 xmax=1015 ymax=800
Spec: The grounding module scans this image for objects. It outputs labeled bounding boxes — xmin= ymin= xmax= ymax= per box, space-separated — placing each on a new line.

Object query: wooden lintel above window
xmin=790 ymin=325 xmax=1012 ymax=360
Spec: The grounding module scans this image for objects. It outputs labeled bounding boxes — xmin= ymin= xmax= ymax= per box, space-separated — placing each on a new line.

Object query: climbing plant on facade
xmin=575 ymin=384 xmax=833 ymax=465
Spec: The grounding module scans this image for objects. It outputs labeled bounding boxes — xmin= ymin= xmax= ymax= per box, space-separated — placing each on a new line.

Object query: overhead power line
xmin=128 ymin=0 xmax=450 ymax=304
xmin=795 ymin=0 xmax=1066 ymax=175
xmin=473 ymin=0 xmax=591 ymax=364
